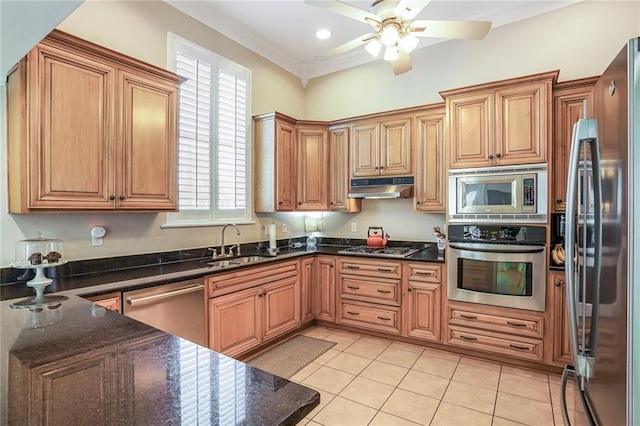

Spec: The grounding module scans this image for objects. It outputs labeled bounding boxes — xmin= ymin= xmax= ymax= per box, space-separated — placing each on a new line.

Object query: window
xmin=165 ymin=34 xmax=252 ymax=227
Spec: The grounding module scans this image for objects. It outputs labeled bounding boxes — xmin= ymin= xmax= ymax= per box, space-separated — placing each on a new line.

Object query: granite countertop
xmin=0 ymin=295 xmax=319 ymax=425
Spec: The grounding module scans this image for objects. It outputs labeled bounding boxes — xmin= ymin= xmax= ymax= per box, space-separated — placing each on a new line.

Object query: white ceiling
xmin=167 ymin=1 xmax=583 ymax=85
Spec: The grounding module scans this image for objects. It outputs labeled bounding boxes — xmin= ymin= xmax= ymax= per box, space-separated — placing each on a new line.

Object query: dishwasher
xmin=123 ymin=278 xmax=206 ymax=347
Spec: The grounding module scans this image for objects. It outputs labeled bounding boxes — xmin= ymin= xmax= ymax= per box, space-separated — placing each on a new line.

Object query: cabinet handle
xmin=496 ymin=153 xmax=502 ymax=158
xmin=347 ymin=311 xmax=359 ymax=316
xmin=555 ymin=280 xmax=565 ymax=287
xmin=109 ymin=195 xmax=115 ymax=200
xmin=509 ymin=344 xmax=530 ymax=351
xmin=330 ymin=202 xmax=334 ymax=205
xmin=347 ymin=285 xmax=360 ymax=290
xmin=556 ymin=199 xmax=563 ymax=203
xmin=374 ymin=166 xmax=379 ymax=170
xmin=460 ymin=314 xmax=478 ymax=320
xmin=377 ymin=268 xmax=393 ymax=272
xmin=416 ymin=201 xmax=421 ymax=205
xmin=380 ymin=166 xmax=385 ymax=169
xmin=346 ymin=265 xmax=360 ymax=269
xmin=298 ymin=202 xmax=302 ymax=205
xmin=408 ymin=287 xmax=413 ymax=292
xmin=488 ymin=154 xmax=494 ymax=160
xmin=506 ymin=321 xmax=527 ymax=328
xmin=377 ymin=289 xmax=391 ymax=294
xmin=460 ymin=335 xmax=477 ymax=342
xmin=119 ymin=195 xmax=125 ymax=200
xmin=416 ymin=271 xmax=435 ymax=276
xmin=278 ymin=201 xmax=283 ymax=205
xmin=377 ymin=316 xmax=391 ymax=321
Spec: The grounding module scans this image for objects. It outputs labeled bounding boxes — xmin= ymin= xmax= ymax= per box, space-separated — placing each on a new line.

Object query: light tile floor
xmin=292 ymin=326 xmax=576 ymax=426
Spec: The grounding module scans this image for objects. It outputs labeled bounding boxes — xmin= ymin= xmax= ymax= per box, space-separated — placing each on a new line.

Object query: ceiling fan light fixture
xmin=383 ymin=45 xmax=400 ymax=61
xmin=380 ymin=24 xmax=400 ymax=46
xmin=365 ymin=39 xmax=382 ymax=57
xmin=315 ymin=28 xmax=333 ymax=40
xmin=399 ymin=34 xmax=419 ymax=53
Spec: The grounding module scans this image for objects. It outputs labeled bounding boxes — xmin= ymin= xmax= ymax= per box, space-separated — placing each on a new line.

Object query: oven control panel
xmin=448 ymin=224 xmax=546 ymax=245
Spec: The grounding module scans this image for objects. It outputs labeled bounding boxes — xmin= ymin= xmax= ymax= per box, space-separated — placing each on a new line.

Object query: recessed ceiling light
xmin=315 ymin=29 xmax=332 ymax=40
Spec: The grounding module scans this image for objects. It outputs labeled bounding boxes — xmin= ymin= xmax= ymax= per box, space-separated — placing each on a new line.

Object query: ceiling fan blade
xmin=410 ymin=20 xmax=492 ymax=40
xmin=314 ymin=33 xmax=376 ymax=61
xmin=394 ymin=0 xmax=432 ymax=21
xmin=305 ymin=0 xmax=381 ymax=25
xmin=392 ymin=50 xmax=413 ymax=75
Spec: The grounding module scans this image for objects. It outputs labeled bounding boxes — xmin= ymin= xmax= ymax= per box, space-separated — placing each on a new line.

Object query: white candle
xmin=269 ymin=224 xmax=277 ymax=249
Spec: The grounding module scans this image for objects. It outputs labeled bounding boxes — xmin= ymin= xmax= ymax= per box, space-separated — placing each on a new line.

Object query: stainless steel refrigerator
xmin=561 ymin=37 xmax=640 ymax=425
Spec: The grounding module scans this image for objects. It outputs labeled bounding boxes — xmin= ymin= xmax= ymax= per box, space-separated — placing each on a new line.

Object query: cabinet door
xmin=300 ymin=257 xmax=315 ymax=324
xmin=262 ymin=276 xmax=301 ymax=341
xmin=448 ymin=92 xmax=493 ymax=169
xmin=329 ymin=127 xmax=361 ymax=212
xmin=209 ymin=288 xmax=262 ymax=357
xmin=405 ymin=281 xmax=442 ymax=342
xmin=495 ymin=81 xmax=549 ymax=166
xmin=414 ymin=110 xmax=445 ymax=212
xmin=27 ymin=45 xmax=116 ymax=210
xmin=276 ymin=120 xmax=297 ymax=211
xmin=297 ymin=127 xmax=329 ymax=210
xmin=380 ymin=117 xmax=412 ymax=176
xmin=314 ymin=256 xmax=336 ymax=322
xmin=351 ymin=122 xmax=379 ymax=177
xmin=118 ymin=71 xmax=178 ymax=210
xmin=552 ymin=274 xmax=572 ymax=364
xmin=552 ymin=81 xmax=595 ymax=212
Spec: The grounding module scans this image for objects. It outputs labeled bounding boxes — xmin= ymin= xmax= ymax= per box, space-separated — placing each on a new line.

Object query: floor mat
xmin=247 ymin=335 xmax=336 ymax=378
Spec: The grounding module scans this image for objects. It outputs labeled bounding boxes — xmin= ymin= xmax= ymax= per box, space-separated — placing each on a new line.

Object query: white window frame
xmin=164 ymin=33 xmax=253 ymax=228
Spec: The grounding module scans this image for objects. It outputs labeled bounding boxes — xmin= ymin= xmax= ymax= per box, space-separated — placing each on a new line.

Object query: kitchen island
xmin=0 ymin=294 xmax=319 ymax=425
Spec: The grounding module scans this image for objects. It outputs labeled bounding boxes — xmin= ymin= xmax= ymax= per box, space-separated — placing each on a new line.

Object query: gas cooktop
xmin=337 ymin=246 xmax=421 ymax=258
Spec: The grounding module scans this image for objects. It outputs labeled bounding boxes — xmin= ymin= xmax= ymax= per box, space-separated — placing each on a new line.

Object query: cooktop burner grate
xmin=337 ymin=245 xmax=421 ymax=258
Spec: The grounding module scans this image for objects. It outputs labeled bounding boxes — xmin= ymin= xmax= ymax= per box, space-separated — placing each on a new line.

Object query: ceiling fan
xmin=306 ymin=0 xmax=492 ymax=75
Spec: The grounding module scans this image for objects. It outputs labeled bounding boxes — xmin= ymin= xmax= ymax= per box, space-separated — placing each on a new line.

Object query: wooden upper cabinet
xmin=6 ymin=30 xmax=181 ymax=213
xmin=442 ymin=70 xmax=557 ymax=169
xmin=254 ymin=112 xmax=297 ymax=212
xmin=351 ymin=116 xmax=412 ymax=177
xmin=551 ymin=77 xmax=597 ymax=212
xmin=296 ymin=125 xmax=329 ymax=210
xmin=414 ymin=106 xmax=446 ymax=212
xmin=329 ymin=126 xmax=361 ymax=212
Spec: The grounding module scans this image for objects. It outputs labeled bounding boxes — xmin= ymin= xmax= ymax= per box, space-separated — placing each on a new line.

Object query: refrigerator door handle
xmin=587 ymin=124 xmax=603 ymax=359
xmin=560 ymin=365 xmax=575 ymax=426
xmin=565 ymin=116 xmax=599 ymax=381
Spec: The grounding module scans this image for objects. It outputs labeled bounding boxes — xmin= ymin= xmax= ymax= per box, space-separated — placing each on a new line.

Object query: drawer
xmin=406 ymin=263 xmax=443 ymax=284
xmin=206 ymin=260 xmax=299 ymax=298
xmin=341 ymin=277 xmax=400 ymax=306
xmin=449 ymin=307 xmax=544 ymax=339
xmin=447 ymin=325 xmax=543 ymax=362
xmin=338 ymin=301 xmax=401 ymax=335
xmin=339 ymin=258 xmax=402 ymax=279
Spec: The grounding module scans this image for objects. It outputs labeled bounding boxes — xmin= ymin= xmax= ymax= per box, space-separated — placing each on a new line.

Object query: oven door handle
xmin=448 ymin=243 xmax=545 ymax=254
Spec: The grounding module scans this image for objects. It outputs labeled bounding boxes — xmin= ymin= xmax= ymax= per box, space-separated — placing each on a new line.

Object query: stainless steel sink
xmin=206 ymin=255 xmax=270 ymax=269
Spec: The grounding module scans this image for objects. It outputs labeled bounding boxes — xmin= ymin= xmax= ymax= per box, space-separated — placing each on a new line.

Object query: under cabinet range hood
xmin=348 ymin=176 xmax=414 ymax=199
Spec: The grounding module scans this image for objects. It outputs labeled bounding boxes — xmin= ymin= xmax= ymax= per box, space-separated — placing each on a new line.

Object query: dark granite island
xmin=0 ymin=295 xmax=319 ymax=425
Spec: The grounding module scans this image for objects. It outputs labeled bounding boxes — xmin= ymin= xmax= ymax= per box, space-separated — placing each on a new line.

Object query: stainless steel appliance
xmin=448 ymin=164 xmax=547 ymax=223
xmin=123 ymin=278 xmax=206 ymax=346
xmin=560 ymin=37 xmax=639 ymax=426
xmin=447 ymin=224 xmax=547 ymax=312
xmin=348 ymin=176 xmax=413 ymax=199
xmin=338 ymin=245 xmax=421 ymax=258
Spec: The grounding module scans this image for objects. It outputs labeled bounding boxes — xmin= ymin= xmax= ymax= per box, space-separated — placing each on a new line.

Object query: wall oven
xmin=448 ymin=163 xmax=547 ymax=223
xmin=447 ymin=224 xmax=547 ymax=312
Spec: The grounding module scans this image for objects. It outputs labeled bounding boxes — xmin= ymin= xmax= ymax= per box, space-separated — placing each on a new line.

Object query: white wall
xmin=1 ymin=0 xmax=639 ymax=266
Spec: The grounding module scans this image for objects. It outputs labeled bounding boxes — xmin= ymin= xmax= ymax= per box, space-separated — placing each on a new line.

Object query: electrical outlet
xmin=351 ymin=223 xmax=357 ymax=233
xmin=282 ymin=223 xmax=287 ymax=234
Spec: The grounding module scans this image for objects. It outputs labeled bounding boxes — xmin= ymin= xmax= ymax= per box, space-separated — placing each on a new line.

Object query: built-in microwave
xmin=448 ymin=163 xmax=547 ymax=223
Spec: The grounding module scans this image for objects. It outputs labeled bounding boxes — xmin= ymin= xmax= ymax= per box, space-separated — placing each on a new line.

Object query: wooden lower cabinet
xmin=207 ymin=261 xmax=301 ymax=358
xmin=314 ymin=256 xmax=337 ymax=322
xmin=551 ymin=272 xmax=572 ymax=364
xmin=338 ymin=301 xmax=401 ymax=334
xmin=403 ymin=263 xmax=443 ymax=342
xmin=300 ymin=257 xmax=315 ymax=324
xmin=445 ymin=301 xmax=545 ymax=362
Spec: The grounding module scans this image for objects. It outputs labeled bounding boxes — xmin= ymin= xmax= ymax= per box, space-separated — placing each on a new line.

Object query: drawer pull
xmin=347 ymin=311 xmax=360 ymax=316
xmin=377 ymin=316 xmax=391 ymax=321
xmin=416 ymin=271 xmax=435 ymax=276
xmin=460 ymin=335 xmax=477 ymax=342
xmin=347 ymin=285 xmax=360 ymax=290
xmin=507 ymin=321 xmax=527 ymax=328
xmin=346 ymin=265 xmax=360 ymax=269
xmin=460 ymin=314 xmax=478 ymax=320
xmin=377 ymin=268 xmax=393 ymax=272
xmin=377 ymin=289 xmax=392 ymax=294
xmin=509 ymin=344 xmax=530 ymax=351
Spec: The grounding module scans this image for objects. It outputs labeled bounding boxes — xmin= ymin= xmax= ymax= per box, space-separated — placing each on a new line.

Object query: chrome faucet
xmin=220 ymin=223 xmax=241 ymax=257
